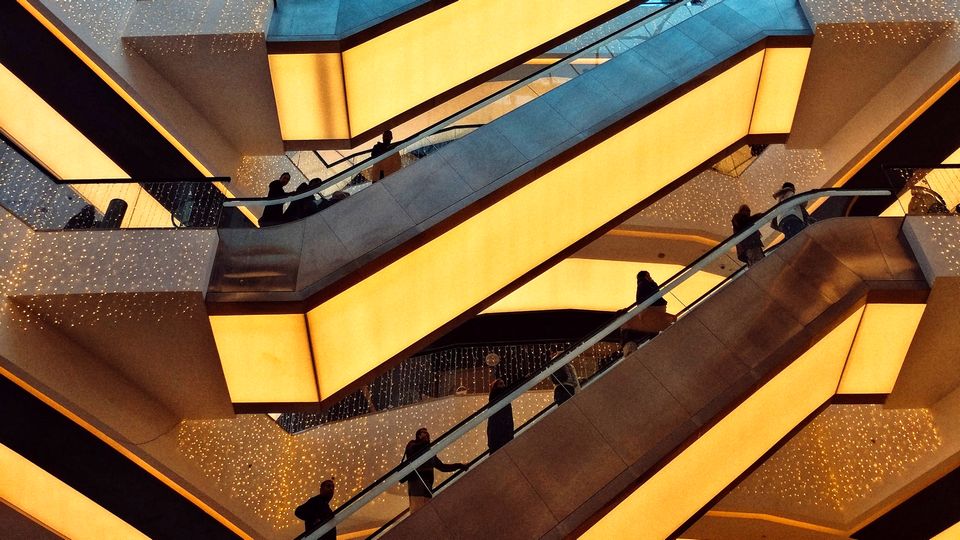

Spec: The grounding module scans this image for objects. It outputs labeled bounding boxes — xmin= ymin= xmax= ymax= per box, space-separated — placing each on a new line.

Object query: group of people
xmin=295 ymin=181 xmax=819 ymax=534
xmin=259 ymin=173 xmax=350 ymax=227
xmin=733 ymin=181 xmax=813 ymax=266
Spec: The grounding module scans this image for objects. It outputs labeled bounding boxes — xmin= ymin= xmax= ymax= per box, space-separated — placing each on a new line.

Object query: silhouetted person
xmin=295 ymin=479 xmax=336 ymax=540
xmin=636 ymin=270 xmax=667 ymax=308
xmin=370 ymin=131 xmax=400 ymax=181
xmin=284 ymin=181 xmax=317 ymax=221
xmin=486 ymin=378 xmax=514 ymax=453
xmin=260 ymin=172 xmax=291 ymax=226
xmin=64 ymin=204 xmax=96 ymax=229
xmin=371 ymin=130 xmax=394 ymax=159
xmin=772 ymin=182 xmax=811 ymax=239
xmin=403 ymin=428 xmax=467 ymax=512
xmin=330 ymin=190 xmax=350 ymax=204
xmin=732 ymin=204 xmax=764 ymax=266
xmin=549 ymin=347 xmax=580 ymax=405
xmin=98 ymin=198 xmax=127 ymax=229
xmin=621 ymin=271 xmax=671 ymax=355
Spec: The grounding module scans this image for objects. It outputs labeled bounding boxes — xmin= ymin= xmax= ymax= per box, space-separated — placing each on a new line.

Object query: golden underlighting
xmin=0 ymin=442 xmax=148 ymax=539
xmin=302 ymin=50 xmax=786 ymax=400
xmin=704 ymin=511 xmax=849 ymax=536
xmin=15 ymin=0 xmax=259 ymax=226
xmin=838 ymin=303 xmax=925 ymax=395
xmin=272 ymin=0 xmax=630 ymax=140
xmin=749 ymin=47 xmax=811 ymax=135
xmin=0 ymin=366 xmax=252 ymax=539
xmin=581 ymin=307 xmax=862 ymax=540
xmin=0 ymin=62 xmax=172 ymax=228
xmin=525 ymin=57 xmax=610 ymax=65
xmin=581 ymin=298 xmax=933 ymax=538
xmin=484 ymin=259 xmax=724 ymax=313
xmin=267 ymin=53 xmax=350 ymax=141
xmin=606 ymin=228 xmax=719 ymax=247
xmin=208 ymin=314 xmax=319 ymax=403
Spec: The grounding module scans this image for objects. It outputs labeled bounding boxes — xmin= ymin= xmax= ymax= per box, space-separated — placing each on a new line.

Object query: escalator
xmin=207 ymin=0 xmax=814 ymax=409
xmin=286 ymin=190 xmax=937 ymax=539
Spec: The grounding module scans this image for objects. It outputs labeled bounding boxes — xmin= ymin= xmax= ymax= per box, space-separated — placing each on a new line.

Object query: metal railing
xmin=0 ymin=134 xmax=227 ymax=230
xmin=303 ymin=188 xmax=891 ymax=540
xmin=226 ymin=0 xmax=695 ymax=216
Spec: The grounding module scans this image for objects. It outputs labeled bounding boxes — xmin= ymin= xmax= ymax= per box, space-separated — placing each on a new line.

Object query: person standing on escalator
xmin=772 ymin=182 xmax=813 ymax=239
xmin=732 ymin=204 xmax=765 ymax=266
xmin=260 ymin=172 xmax=292 ymax=226
xmin=402 ymin=428 xmax=467 ymax=512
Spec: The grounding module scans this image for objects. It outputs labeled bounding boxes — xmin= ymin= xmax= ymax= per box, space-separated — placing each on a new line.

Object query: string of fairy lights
xmin=723 ymin=405 xmax=942 ymax=518
xmin=804 ymin=0 xmax=959 ymax=45
xmin=179 ymin=393 xmax=557 ymax=533
xmin=50 ymin=0 xmax=271 ymax=55
xmin=176 ymin=340 xmax=617 ymax=532
xmin=276 ymin=340 xmax=620 ymax=434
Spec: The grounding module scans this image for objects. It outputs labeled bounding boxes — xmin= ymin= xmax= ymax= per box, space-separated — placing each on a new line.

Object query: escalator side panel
xmin=381 ymin=218 xmax=926 ymax=539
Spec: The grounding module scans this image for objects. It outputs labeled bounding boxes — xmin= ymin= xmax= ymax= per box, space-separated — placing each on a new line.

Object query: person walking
xmin=403 ymin=428 xmax=467 ymax=512
xmin=732 ymin=204 xmax=765 ymax=266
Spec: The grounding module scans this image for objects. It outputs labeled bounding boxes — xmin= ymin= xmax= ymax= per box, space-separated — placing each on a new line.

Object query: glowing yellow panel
xmin=209 ymin=314 xmax=319 ymax=403
xmin=484 ymin=259 xmax=723 ymax=313
xmin=268 ymin=53 xmax=350 ymax=141
xmin=580 ymin=308 xmax=862 ymax=540
xmin=944 ymin=147 xmax=960 ymax=165
xmin=933 ymin=520 xmax=960 ymax=540
xmin=749 ymin=47 xmax=811 ymax=135
xmin=341 ymin=0 xmax=628 ymax=136
xmin=306 ymin=52 xmax=766 ymax=400
xmin=0 ymin=62 xmax=126 ymax=180
xmin=0 ymin=442 xmax=148 ymax=540
xmin=838 ymin=303 xmax=925 ymax=395
xmin=0 ymin=62 xmax=173 ymax=228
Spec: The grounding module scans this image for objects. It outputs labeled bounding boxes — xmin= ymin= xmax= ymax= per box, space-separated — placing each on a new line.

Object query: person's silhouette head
xmin=320 ymin=479 xmax=335 ymax=497
xmin=383 ymin=130 xmax=393 ymax=144
xmin=279 ymin=172 xmax=291 ymax=185
xmin=415 ymin=427 xmax=430 ymax=443
xmin=638 ymin=270 xmax=653 ymax=283
xmin=737 ymin=204 xmax=751 ymax=216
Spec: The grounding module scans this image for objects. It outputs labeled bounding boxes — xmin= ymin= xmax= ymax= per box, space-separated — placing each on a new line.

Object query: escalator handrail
xmin=225 ymin=0 xmax=685 ymax=209
xmin=303 ymin=188 xmax=891 ymax=540
xmin=311 ymin=124 xmax=486 ymax=170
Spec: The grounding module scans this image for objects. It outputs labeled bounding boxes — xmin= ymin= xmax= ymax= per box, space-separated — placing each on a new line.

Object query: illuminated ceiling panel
xmin=483 ymin=259 xmax=724 ymax=314
xmin=581 ymin=308 xmax=862 ymax=539
xmin=270 ymin=0 xmax=630 ymax=142
xmin=305 ymin=50 xmax=768 ymax=401
xmin=749 ymin=47 xmax=812 ymax=135
xmin=581 ymin=298 xmax=931 ymax=538
xmin=0 ymin=442 xmax=148 ymax=539
xmin=838 ymin=303 xmax=926 ymax=395
xmin=208 ymin=314 xmax=319 ymax=404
